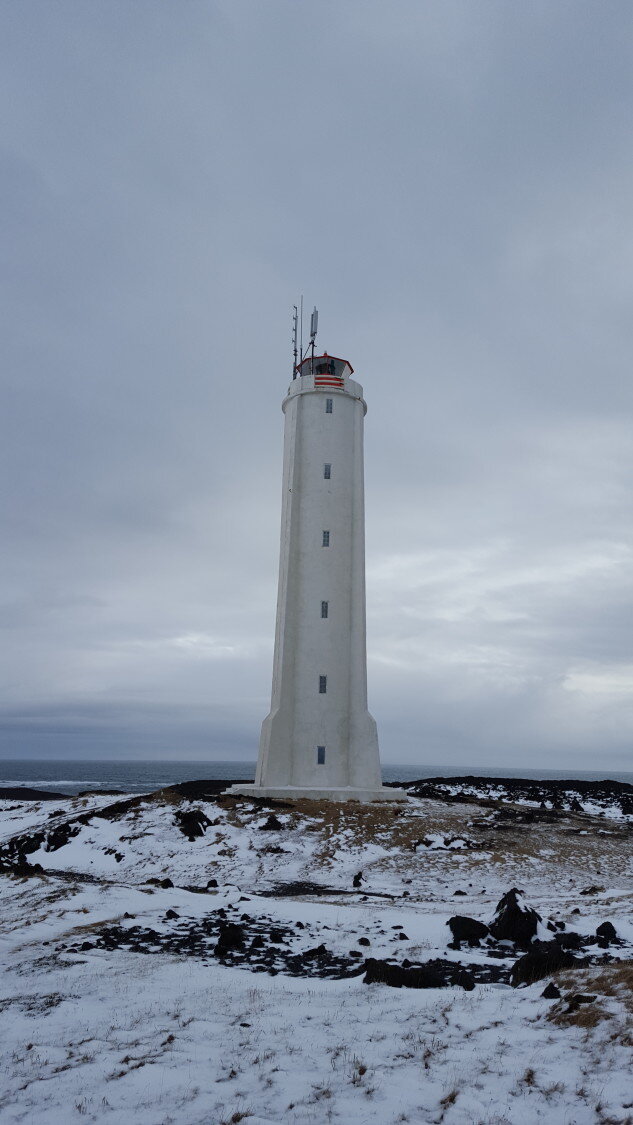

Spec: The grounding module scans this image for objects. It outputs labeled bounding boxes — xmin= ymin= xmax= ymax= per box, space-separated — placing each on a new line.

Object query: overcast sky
xmin=1 ymin=1 xmax=632 ymax=771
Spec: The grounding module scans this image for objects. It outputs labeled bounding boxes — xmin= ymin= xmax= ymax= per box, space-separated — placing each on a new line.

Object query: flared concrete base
xmin=227 ymin=784 xmax=408 ymax=803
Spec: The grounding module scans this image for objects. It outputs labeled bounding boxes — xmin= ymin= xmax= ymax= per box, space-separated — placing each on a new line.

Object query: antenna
xmin=299 ymin=295 xmax=303 ymax=372
xmin=310 ymin=305 xmax=318 ymax=374
xmin=292 ymin=305 xmax=298 ymax=378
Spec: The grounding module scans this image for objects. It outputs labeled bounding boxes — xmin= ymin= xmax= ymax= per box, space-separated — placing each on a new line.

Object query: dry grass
xmin=547 ymin=962 xmax=633 ymax=1031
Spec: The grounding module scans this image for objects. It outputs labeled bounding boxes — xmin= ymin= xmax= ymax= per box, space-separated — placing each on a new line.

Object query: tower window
xmin=323 ymin=463 xmax=331 ymax=479
xmin=317 ymin=746 xmax=326 ymax=765
xmin=319 ymin=675 xmax=327 ymax=694
xmin=321 ymin=600 xmax=328 ymax=618
xmin=322 ymin=530 xmax=330 ymax=547
xmin=325 ymin=398 xmax=333 ymax=413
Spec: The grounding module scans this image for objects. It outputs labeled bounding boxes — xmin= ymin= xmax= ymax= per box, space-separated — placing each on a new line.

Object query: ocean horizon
xmin=0 ymin=758 xmax=631 ymax=797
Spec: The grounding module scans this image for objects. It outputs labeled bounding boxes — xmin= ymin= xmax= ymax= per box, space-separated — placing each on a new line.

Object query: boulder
xmin=541 ymin=982 xmax=561 ymax=999
xmin=174 ymin=808 xmax=212 ymax=840
xmin=214 ymin=922 xmax=245 ymax=957
xmin=596 ymin=921 xmax=617 ymax=944
xmin=510 ymin=942 xmax=579 ymax=986
xmin=489 ymin=888 xmax=541 ymax=948
xmin=565 ymin=993 xmax=597 ymax=1013
xmin=554 ymin=931 xmax=583 ymax=950
xmin=259 ymin=814 xmax=284 ymax=831
xmin=448 ymin=916 xmax=490 ymax=948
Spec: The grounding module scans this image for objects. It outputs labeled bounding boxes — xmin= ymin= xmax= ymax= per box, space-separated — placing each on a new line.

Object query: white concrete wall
xmin=256 ymin=368 xmax=382 ymax=791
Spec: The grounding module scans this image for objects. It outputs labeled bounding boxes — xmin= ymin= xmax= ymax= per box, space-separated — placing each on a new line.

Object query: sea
xmin=0 ymin=759 xmax=631 ymax=797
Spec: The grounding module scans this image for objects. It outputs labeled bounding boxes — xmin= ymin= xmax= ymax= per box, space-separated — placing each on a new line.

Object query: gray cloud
xmin=1 ymin=1 xmax=632 ymax=770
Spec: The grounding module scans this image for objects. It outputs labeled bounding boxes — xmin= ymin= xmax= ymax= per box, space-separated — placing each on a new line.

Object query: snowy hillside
xmin=0 ymin=781 xmax=631 ymax=1124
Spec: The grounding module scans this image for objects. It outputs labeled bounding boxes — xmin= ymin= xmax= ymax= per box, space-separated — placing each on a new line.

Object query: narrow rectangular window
xmin=317 ymin=746 xmax=326 ymax=765
xmin=325 ymin=398 xmax=333 ymax=413
xmin=323 ymin=463 xmax=331 ymax=480
xmin=321 ymin=600 xmax=328 ymax=618
xmin=322 ymin=530 xmax=330 ymax=547
xmin=319 ymin=675 xmax=327 ymax=694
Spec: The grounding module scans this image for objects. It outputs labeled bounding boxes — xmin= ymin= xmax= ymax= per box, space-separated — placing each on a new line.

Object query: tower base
xmin=226 ymin=784 xmax=407 ymax=804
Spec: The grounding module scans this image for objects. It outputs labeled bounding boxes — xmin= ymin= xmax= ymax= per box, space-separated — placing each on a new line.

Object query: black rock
xmin=45 ymin=822 xmax=81 ymax=852
xmin=453 ymin=889 xmax=467 ymax=896
xmin=303 ymin=944 xmax=328 ymax=960
xmin=165 ymin=909 xmax=179 ymax=920
xmin=489 ymin=888 xmax=541 ymax=948
xmin=214 ymin=922 xmax=245 ymax=957
xmin=358 ymin=937 xmax=370 ymax=947
xmin=259 ymin=814 xmax=284 ymax=831
xmin=353 ymin=871 xmax=363 ymax=888
xmin=363 ymin=958 xmax=475 ymax=991
xmin=174 ymin=808 xmax=212 ymax=840
xmin=448 ymin=916 xmax=490 ymax=948
xmin=541 ymin=982 xmax=561 ymax=999
xmin=554 ymin=931 xmax=583 ymax=950
xmin=565 ymin=993 xmax=597 ymax=1013
xmin=596 ymin=921 xmax=617 ymax=943
xmin=510 ymin=942 xmax=579 ymax=986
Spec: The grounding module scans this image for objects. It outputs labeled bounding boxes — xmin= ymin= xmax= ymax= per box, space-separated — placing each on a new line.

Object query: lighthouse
xmin=231 ymin=314 xmax=405 ymax=803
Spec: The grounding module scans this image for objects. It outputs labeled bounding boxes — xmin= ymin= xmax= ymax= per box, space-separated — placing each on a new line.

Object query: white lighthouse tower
xmin=231 ymin=312 xmax=404 ymax=803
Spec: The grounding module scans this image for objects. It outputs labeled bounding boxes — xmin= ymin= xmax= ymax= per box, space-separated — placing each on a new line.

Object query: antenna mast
xmin=292 ymin=305 xmax=298 ymax=378
xmin=310 ymin=306 xmax=318 ymax=374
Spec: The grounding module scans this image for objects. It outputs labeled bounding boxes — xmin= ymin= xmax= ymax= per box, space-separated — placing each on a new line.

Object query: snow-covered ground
xmin=0 ymin=785 xmax=631 ymax=1124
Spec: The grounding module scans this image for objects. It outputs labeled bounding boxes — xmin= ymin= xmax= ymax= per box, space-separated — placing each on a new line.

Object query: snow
xmin=1 ymin=786 xmax=631 ymax=1124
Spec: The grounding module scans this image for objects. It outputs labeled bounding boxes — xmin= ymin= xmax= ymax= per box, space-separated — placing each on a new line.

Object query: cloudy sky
xmin=1 ymin=1 xmax=632 ymax=771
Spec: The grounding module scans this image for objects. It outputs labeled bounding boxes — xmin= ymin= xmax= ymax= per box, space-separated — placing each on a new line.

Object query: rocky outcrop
xmin=489 ymin=888 xmax=541 ymax=948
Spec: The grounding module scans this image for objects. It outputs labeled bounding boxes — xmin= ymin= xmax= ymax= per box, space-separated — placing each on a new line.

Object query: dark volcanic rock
xmin=541 ymin=982 xmax=561 ymax=999
xmin=214 ymin=922 xmax=245 ymax=957
xmin=554 ymin=931 xmax=584 ymax=950
xmin=363 ymin=958 xmax=475 ymax=991
xmin=44 ymin=821 xmax=81 ymax=851
xmin=448 ymin=916 xmax=490 ymax=948
xmin=596 ymin=921 xmax=617 ymax=943
xmin=565 ymin=993 xmax=597 ymax=1013
xmin=0 ymin=787 xmax=74 ymax=801
xmin=510 ymin=942 xmax=580 ymax=986
xmin=489 ymin=889 xmax=541 ymax=948
xmin=403 ymin=775 xmax=633 ymax=818
xmin=259 ymin=814 xmax=285 ymax=831
xmin=174 ymin=808 xmax=212 ymax=840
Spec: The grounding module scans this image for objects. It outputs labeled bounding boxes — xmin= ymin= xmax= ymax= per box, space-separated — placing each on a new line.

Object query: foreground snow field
xmin=0 ymin=781 xmax=631 ymax=1124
